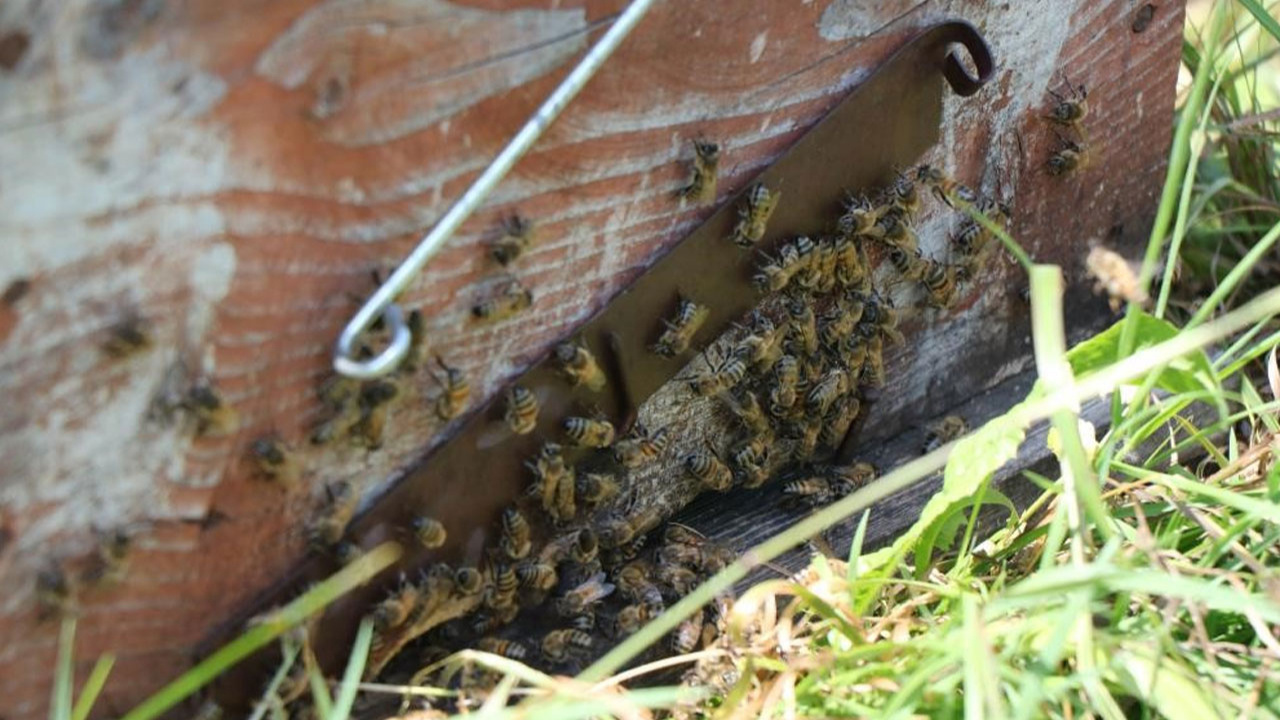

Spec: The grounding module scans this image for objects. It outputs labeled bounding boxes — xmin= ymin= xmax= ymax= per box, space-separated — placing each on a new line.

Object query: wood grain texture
xmin=0 ymin=0 xmax=1182 ymax=716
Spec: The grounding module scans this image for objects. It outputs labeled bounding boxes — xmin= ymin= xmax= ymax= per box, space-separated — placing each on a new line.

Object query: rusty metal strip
xmin=208 ymin=20 xmax=992 ymax=708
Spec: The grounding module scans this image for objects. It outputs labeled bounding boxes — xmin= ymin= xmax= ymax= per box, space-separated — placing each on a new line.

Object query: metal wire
xmin=334 ymin=0 xmax=661 ymax=379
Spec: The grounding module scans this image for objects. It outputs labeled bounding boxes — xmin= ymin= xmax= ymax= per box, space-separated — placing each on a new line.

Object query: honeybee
xmin=472 ymin=280 xmax=533 ymax=322
xmin=885 ymin=245 xmax=924 ymax=282
xmin=102 ymin=315 xmax=152 ymax=358
xmin=431 ymin=356 xmax=470 ymax=421
xmin=785 ymin=297 xmax=819 ymax=356
xmin=820 ymin=396 xmax=861 ymax=449
xmin=768 ymin=355 xmax=800 ymax=416
xmin=730 ymin=436 xmax=771 ymax=489
xmin=541 ymin=628 xmax=593 ymax=663
xmin=36 ymin=565 xmax=75 ymax=619
xmin=652 ymin=297 xmax=709 ymax=357
xmin=784 ymin=416 xmax=822 ymax=461
xmin=730 ymin=183 xmax=779 ymax=247
xmin=499 ymin=507 xmax=532 ymax=560
xmin=887 ymin=172 xmax=920 ymax=216
xmin=951 ymin=218 xmax=987 ymax=258
xmin=835 ymin=236 xmax=870 ymax=290
xmin=412 ymin=516 xmax=447 ymax=549
xmin=372 ymin=583 xmax=421 ymax=631
xmin=563 ymin=416 xmax=615 ymax=448
xmin=837 ymin=193 xmax=883 ymax=236
xmin=529 ymin=442 xmax=576 ymax=522
xmin=830 ymin=461 xmax=877 ymax=492
xmin=599 ymin=506 xmax=661 ymax=548
xmin=615 ymin=603 xmax=652 ymax=636
xmin=616 ymin=562 xmax=665 ymax=610
xmin=554 ymin=342 xmax=606 ymax=391
xmin=401 ymin=309 xmax=429 ymax=372
xmin=183 ymin=384 xmax=240 ymax=437
xmin=671 ymin=610 xmax=705 ymax=654
xmin=82 ymin=528 xmax=131 ymax=586
xmin=783 ymin=476 xmax=832 ymax=507
xmin=249 ymin=436 xmax=299 ymax=485
xmin=819 ymin=303 xmax=859 ymax=347
xmin=1045 ymin=78 xmax=1089 ymax=127
xmin=684 ymin=446 xmax=734 ymax=492
xmin=877 ymin=211 xmax=919 ymax=255
xmin=504 ymin=385 xmax=538 ymax=435
xmin=807 ymin=368 xmax=850 ymax=415
xmin=570 ymin=528 xmax=599 ymax=564
xmin=924 ymin=415 xmax=969 ymax=452
xmin=308 ymin=481 xmax=358 ymax=549
xmin=490 ymin=215 xmax=536 ymax=266
xmin=860 ymin=295 xmax=904 ymax=345
xmin=576 ymin=473 xmax=621 ymax=508
xmin=687 ymin=348 xmax=747 ymax=397
xmin=613 ymin=423 xmax=669 ymax=468
xmin=455 ymin=566 xmax=485 ymax=595
xmin=486 ymin=563 xmax=519 ymax=607
xmin=335 ymin=541 xmax=364 ymax=565
xmin=914 ymin=164 xmax=976 ymax=207
xmin=1047 ymin=136 xmax=1085 ymax=176
xmin=475 ymin=637 xmax=528 ymax=660
xmin=861 ymin=334 xmax=885 ymax=388
xmin=516 ymin=560 xmax=558 ymax=592
xmin=1085 ymin=245 xmax=1147 ymax=311
xmin=656 ymin=562 xmax=699 ymax=595
xmin=677 ymin=139 xmax=721 ymax=204
xmin=721 ymin=387 xmax=771 ymax=437
xmin=570 ymin=611 xmax=596 ymax=632
xmin=919 ymin=259 xmax=959 ymax=308
xmin=557 ymin=571 xmax=615 ymax=616
xmin=350 ymin=379 xmax=398 ymax=449
xmin=735 ymin=312 xmax=784 ymax=369
xmin=659 ymin=541 xmax=731 ymax=573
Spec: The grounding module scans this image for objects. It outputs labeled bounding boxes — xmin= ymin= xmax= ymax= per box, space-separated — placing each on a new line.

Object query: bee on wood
xmin=36 ymin=565 xmax=76 ymax=619
xmin=677 ymin=139 xmax=721 ymax=204
xmin=652 ymin=297 xmax=709 ymax=357
xmin=455 ymin=566 xmax=485 ymax=595
xmin=577 ymin=473 xmax=621 ymax=508
xmin=1086 ymin=245 xmax=1147 ymax=311
xmin=372 ymin=583 xmax=421 ymax=632
xmin=599 ymin=506 xmax=661 ymax=548
xmin=82 ymin=528 xmax=131 ymax=587
xmin=861 ymin=334 xmax=885 ymax=388
xmin=924 ymin=415 xmax=969 ymax=452
xmin=430 ymin=356 xmax=470 ymax=421
xmin=820 ymin=396 xmax=861 ymax=449
xmin=807 ymin=368 xmax=850 ymax=415
xmin=349 ymin=379 xmax=398 ymax=449
xmin=183 ymin=384 xmax=240 ymax=437
xmin=783 ymin=476 xmax=832 ymax=507
xmin=1047 ymin=136 xmax=1086 ymax=176
xmin=248 ymin=436 xmax=299 ymax=485
xmin=735 ymin=311 xmax=784 ymax=369
xmin=486 ymin=563 xmax=519 ymax=612
xmin=819 ymin=303 xmax=859 ymax=348
xmin=616 ymin=561 xmax=666 ymax=610
xmin=527 ymin=442 xmax=575 ymax=522
xmin=730 ymin=435 xmax=771 ymax=488
xmin=914 ymin=164 xmax=976 ymax=207
xmin=834 ymin=236 xmax=870 ymax=292
xmin=1045 ymin=78 xmax=1089 ymax=127
xmin=554 ymin=342 xmax=606 ymax=391
xmin=785 ymin=297 xmax=819 ymax=356
xmin=730 ymin=183 xmax=780 ymax=247
xmin=516 ymin=560 xmax=558 ymax=592
xmin=659 ymin=540 xmax=731 ymax=573
xmin=876 ymin=211 xmax=919 ymax=255
xmin=887 ymin=172 xmax=920 ymax=216
xmin=476 ymin=637 xmax=528 ymax=661
xmin=615 ymin=603 xmax=653 ymax=636
xmin=562 ymin=416 xmax=615 ymax=448
xmin=657 ymin=562 xmax=699 ymax=595
xmin=102 ymin=315 xmax=152 ymax=358
xmin=721 ymin=387 xmax=771 ymax=437
xmin=570 ymin=611 xmax=596 ymax=632
xmin=472 ymin=280 xmax=533 ymax=323
xmin=571 ymin=528 xmax=599 ymax=565
xmin=783 ymin=416 xmax=822 ymax=461
xmin=490 ymin=215 xmax=537 ymax=266
xmin=830 ymin=461 xmax=877 ymax=492
xmin=687 ymin=347 xmax=747 ymax=397
xmin=557 ymin=571 xmax=615 ymax=616
xmin=768 ymin=355 xmax=800 ymax=417
xmin=671 ymin=610 xmax=705 ymax=654
xmin=860 ymin=295 xmax=904 ymax=345
xmin=683 ymin=446 xmax=734 ymax=492
xmin=499 ymin=507 xmax=532 ymax=560
xmin=613 ymin=423 xmax=669 ymax=468
xmin=401 ymin=309 xmax=429 ymax=372
xmin=541 ymin=628 xmax=593 ymax=663
xmin=504 ymin=385 xmax=538 ymax=435
xmin=919 ymin=259 xmax=960 ymax=308
xmin=412 ymin=516 xmax=447 ymax=549
xmin=837 ymin=193 xmax=883 ymax=236
xmin=308 ymin=481 xmax=358 ymax=549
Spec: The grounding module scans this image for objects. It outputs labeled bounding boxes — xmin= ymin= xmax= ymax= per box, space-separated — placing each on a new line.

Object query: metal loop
xmin=941 ymin=22 xmax=994 ymax=97
xmin=332 ymin=0 xmax=660 ymax=378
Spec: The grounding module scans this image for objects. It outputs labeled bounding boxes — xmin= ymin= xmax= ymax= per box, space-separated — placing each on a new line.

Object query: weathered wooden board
xmin=0 ymin=0 xmax=1181 ymax=717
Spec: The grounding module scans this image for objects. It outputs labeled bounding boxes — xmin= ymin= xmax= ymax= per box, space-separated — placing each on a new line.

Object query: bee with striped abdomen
xmin=556 ymin=571 xmax=615 ymax=616
xmin=576 ymin=473 xmax=621 ymax=508
xmin=431 ymin=356 xmax=470 ymax=421
xmin=562 ymin=415 xmax=615 ymax=448
xmin=476 ymin=637 xmax=528 ymax=660
xmin=730 ymin=183 xmax=780 ymax=247
xmin=499 ymin=506 xmax=532 ymax=560
xmin=504 ymin=385 xmax=539 ymax=435
xmin=412 ymin=516 xmax=447 ymax=549
xmin=308 ymin=481 xmax=358 ymax=550
xmin=783 ymin=476 xmax=832 ymax=507
xmin=671 ymin=610 xmax=705 ymax=654
xmin=613 ymin=423 xmax=669 ymax=468
xmin=677 ymin=139 xmax=721 ymax=204
xmin=807 ymin=368 xmax=850 ymax=415
xmin=372 ymin=582 xmax=421 ymax=632
xmin=490 ymin=215 xmax=536 ymax=266
xmin=1045 ymin=78 xmax=1088 ymax=127
xmin=919 ymin=259 xmax=959 ymax=308
xmin=652 ymin=297 xmax=709 ymax=357
xmin=472 ymin=280 xmax=533 ymax=323
xmin=554 ymin=342 xmax=606 ymax=391
xmin=516 ymin=560 xmax=558 ymax=592
xmin=683 ymin=445 xmax=734 ymax=492
xmin=541 ymin=628 xmax=593 ymax=663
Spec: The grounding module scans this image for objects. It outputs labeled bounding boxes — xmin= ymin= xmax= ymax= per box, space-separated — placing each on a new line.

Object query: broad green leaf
xmin=1110 ymin=645 xmax=1225 ymax=720
xmin=1057 ymin=312 xmax=1216 ymax=397
xmin=914 ymin=486 xmax=1016 ymax=576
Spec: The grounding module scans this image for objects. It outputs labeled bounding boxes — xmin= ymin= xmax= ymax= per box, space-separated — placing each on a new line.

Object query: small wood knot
xmin=0 ymin=30 xmax=30 ymax=71
xmin=1131 ymin=4 xmax=1156 ymax=34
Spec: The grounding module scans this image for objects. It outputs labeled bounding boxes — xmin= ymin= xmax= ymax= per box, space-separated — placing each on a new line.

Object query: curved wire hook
xmin=940 ymin=22 xmax=995 ymax=97
xmin=333 ymin=0 xmax=661 ymax=379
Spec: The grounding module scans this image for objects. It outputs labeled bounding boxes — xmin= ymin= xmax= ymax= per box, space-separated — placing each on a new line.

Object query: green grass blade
xmin=1237 ymin=0 xmax=1280 ymax=44
xmin=50 ymin=617 xmax=76 ymax=720
xmin=329 ymin=619 xmax=374 ymax=720
xmin=120 ymin=542 xmax=402 ymax=720
xmin=70 ymin=655 xmax=115 ymax=720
